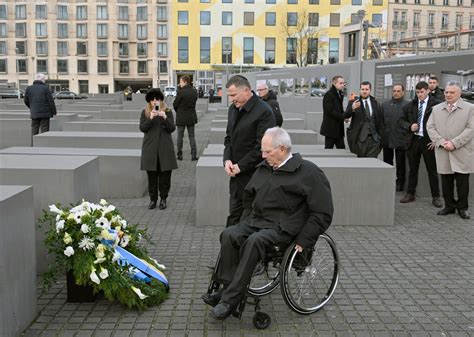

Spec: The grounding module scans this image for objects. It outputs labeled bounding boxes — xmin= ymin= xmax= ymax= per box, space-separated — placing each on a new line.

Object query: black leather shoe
xmin=159 ymin=199 xmax=167 ymax=210
xmin=191 ymin=156 xmax=199 ymax=161
xmin=437 ymin=207 xmax=455 ymax=216
xmin=201 ymin=290 xmax=222 ymax=307
xmin=432 ymin=197 xmax=443 ymax=208
xmin=177 ymin=153 xmax=183 ymax=161
xmin=148 ymin=201 xmax=156 ymax=210
xmin=458 ymin=209 xmax=470 ymax=219
xmin=400 ymin=194 xmax=415 ymax=203
xmin=210 ymin=301 xmax=237 ymax=320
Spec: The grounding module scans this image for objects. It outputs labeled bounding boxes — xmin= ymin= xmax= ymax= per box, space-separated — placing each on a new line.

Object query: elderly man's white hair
xmin=35 ymin=73 xmax=46 ymax=82
xmin=445 ymin=81 xmax=462 ymax=91
xmin=264 ymin=127 xmax=292 ymax=152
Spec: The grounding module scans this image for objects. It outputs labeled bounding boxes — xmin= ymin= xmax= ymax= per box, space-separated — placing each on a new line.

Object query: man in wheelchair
xmin=202 ymin=127 xmax=334 ymax=320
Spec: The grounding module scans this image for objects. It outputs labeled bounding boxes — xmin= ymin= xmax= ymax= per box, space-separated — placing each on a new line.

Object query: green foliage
xmin=39 ymin=200 xmax=168 ymax=310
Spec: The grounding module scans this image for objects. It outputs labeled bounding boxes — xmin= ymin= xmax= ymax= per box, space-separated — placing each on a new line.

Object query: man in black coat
xmin=381 ymin=84 xmax=410 ymax=191
xmin=173 ymin=75 xmax=199 ymax=161
xmin=398 ymin=81 xmax=443 ymax=207
xmin=223 ymin=75 xmax=276 ymax=227
xmin=320 ymin=75 xmax=346 ymax=149
xmin=428 ymin=76 xmax=445 ymax=102
xmin=256 ymin=83 xmax=283 ymax=126
xmin=344 ymin=81 xmax=384 ymax=158
xmin=24 ymin=73 xmax=57 ymax=140
xmin=204 ymin=127 xmax=334 ymax=320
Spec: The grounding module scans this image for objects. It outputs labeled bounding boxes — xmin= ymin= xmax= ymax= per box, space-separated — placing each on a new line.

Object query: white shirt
xmin=275 ymin=153 xmax=293 ymax=170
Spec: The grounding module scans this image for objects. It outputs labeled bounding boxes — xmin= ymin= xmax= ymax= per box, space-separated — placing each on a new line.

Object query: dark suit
xmin=344 ymin=96 xmax=384 ymax=158
xmin=224 ymin=92 xmax=276 ymax=226
xmin=173 ymin=84 xmax=198 ymax=158
xmin=398 ymin=96 xmax=441 ymax=197
xmin=320 ymin=85 xmax=345 ymax=149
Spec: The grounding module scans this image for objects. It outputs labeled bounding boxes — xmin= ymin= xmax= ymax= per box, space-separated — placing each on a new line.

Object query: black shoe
xmin=159 ymin=199 xmax=167 ymax=210
xmin=191 ymin=156 xmax=199 ymax=161
xmin=400 ymin=194 xmax=415 ymax=203
xmin=201 ymin=290 xmax=222 ymax=307
xmin=432 ymin=197 xmax=443 ymax=208
xmin=210 ymin=301 xmax=237 ymax=320
xmin=148 ymin=201 xmax=156 ymax=210
xmin=458 ymin=209 xmax=470 ymax=219
xmin=437 ymin=207 xmax=455 ymax=216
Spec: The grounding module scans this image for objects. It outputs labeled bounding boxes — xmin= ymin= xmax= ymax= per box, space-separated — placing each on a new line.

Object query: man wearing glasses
xmin=256 ymin=83 xmax=283 ymax=127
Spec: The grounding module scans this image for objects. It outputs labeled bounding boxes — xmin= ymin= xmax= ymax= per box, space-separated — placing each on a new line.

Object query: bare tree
xmin=281 ymin=10 xmax=320 ymax=67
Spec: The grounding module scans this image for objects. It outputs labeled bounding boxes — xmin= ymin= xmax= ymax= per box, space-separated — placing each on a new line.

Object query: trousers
xmin=176 ymin=125 xmax=197 ymax=157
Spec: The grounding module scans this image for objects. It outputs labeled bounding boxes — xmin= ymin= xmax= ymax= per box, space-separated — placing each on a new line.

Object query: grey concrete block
xmin=51 ymin=113 xmax=79 ymax=131
xmin=210 ymin=120 xmax=227 ymax=128
xmin=208 ymin=128 xmax=318 ymax=145
xmin=0 ymin=185 xmax=37 ymax=337
xmin=0 ymin=119 xmax=31 ymax=149
xmin=56 ymin=110 xmax=102 ymax=119
xmin=304 ymin=112 xmax=323 ymax=132
xmin=61 ymin=104 xmax=108 ymax=112
xmin=33 ymin=131 xmax=143 ymax=149
xmin=99 ymin=110 xmax=141 ymax=120
xmin=282 ymin=118 xmax=305 ymax=129
xmin=0 ymin=154 xmax=100 ymax=273
xmin=63 ymin=121 xmax=139 ymax=132
xmin=0 ymin=147 xmax=146 ymax=198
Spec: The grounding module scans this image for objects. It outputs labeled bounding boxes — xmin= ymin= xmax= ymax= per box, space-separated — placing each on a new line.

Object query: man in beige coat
xmin=427 ymin=81 xmax=474 ymax=219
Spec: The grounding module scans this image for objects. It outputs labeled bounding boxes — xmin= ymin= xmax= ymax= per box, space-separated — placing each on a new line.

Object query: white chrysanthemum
xmin=95 ymin=217 xmax=110 ymax=230
xmin=119 ymin=219 xmax=127 ymax=229
xmin=119 ymin=235 xmax=130 ymax=248
xmin=80 ymin=224 xmax=90 ymax=233
xmin=99 ymin=267 xmax=109 ymax=279
xmin=89 ymin=203 xmax=100 ymax=212
xmin=90 ymin=269 xmax=100 ymax=284
xmin=99 ymin=199 xmax=108 ymax=206
xmin=112 ymin=251 xmax=121 ymax=262
xmin=131 ymin=286 xmax=148 ymax=300
xmin=102 ymin=205 xmax=116 ymax=215
xmin=78 ymin=236 xmax=95 ymax=251
xmin=55 ymin=220 xmax=65 ymax=233
xmin=81 ymin=200 xmax=92 ymax=212
xmin=49 ymin=204 xmax=63 ymax=215
xmin=64 ymin=246 xmax=74 ymax=257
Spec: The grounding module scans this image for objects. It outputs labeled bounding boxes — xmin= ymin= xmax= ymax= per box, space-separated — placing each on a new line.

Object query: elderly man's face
xmin=256 ymin=85 xmax=269 ymax=98
xmin=261 ymin=135 xmax=287 ymax=167
xmin=444 ymin=85 xmax=461 ymax=105
xmin=227 ymin=84 xmax=252 ymax=108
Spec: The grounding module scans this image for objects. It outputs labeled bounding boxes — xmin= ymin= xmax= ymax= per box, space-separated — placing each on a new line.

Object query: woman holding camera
xmin=140 ymin=89 xmax=178 ymax=210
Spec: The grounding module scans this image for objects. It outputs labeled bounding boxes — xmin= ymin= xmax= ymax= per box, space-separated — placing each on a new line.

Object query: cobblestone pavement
xmin=22 ymin=105 xmax=474 ymax=337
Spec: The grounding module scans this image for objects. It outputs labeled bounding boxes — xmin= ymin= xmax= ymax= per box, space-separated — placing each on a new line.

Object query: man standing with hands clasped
xmin=320 ymin=75 xmax=346 ymax=149
xmin=427 ymin=81 xmax=474 ymax=219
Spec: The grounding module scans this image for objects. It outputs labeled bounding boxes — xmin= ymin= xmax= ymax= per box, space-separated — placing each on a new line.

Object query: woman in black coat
xmin=139 ymin=89 xmax=178 ymax=210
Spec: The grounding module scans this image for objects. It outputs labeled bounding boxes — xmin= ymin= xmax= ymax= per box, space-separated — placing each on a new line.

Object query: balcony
xmin=392 ymin=20 xmax=408 ymax=29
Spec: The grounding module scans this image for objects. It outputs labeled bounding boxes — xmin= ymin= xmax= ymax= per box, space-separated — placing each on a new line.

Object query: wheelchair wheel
xmin=252 ymin=311 xmax=271 ymax=329
xmin=247 ymin=260 xmax=280 ymax=297
xmin=280 ymin=234 xmax=340 ymax=315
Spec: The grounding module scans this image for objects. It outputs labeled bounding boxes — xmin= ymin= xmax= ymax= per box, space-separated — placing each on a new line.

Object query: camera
xmin=354 ymin=95 xmax=360 ymax=101
xmin=155 ymin=104 xmax=160 ymax=111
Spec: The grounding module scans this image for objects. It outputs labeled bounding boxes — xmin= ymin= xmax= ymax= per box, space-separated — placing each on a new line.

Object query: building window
xmin=286 ymin=38 xmax=296 ymax=64
xmin=36 ymin=23 xmax=47 ymax=37
xmin=158 ymin=42 xmax=168 ymax=57
xmin=97 ymin=42 xmax=108 ymax=56
xmin=0 ymin=5 xmax=7 ymax=19
xmin=429 ymin=0 xmax=435 ymax=3
xmin=0 ymin=23 xmax=6 ymax=37
xmin=178 ymin=0 xmax=188 ymax=2
xmin=178 ymin=11 xmax=188 ymax=25
xmin=201 ymin=0 xmax=211 ymax=2
xmin=0 ymin=41 xmax=6 ymax=55
xmin=15 ymin=5 xmax=26 ymax=19
xmin=57 ymin=5 xmax=68 ymax=19
xmin=178 ymin=37 xmax=189 ymax=63
xmin=266 ymin=12 xmax=276 ymax=26
xmin=159 ymin=60 xmax=168 ymax=74
xmin=440 ymin=36 xmax=448 ymax=47
xmin=309 ymin=0 xmax=319 ymax=3
xmin=36 ymin=5 xmax=47 ymax=19
xmin=0 ymin=59 xmax=6 ymax=73
xmin=288 ymin=13 xmax=298 ymax=26
xmin=157 ymin=24 xmax=168 ymax=38
xmin=138 ymin=61 xmax=147 ymax=74
xmin=76 ymin=6 xmax=87 ymax=20
xmin=16 ymin=41 xmax=26 ymax=55
xmin=77 ymin=60 xmax=88 ymax=73
xmin=442 ymin=14 xmax=449 ymax=29
xmin=57 ymin=41 xmax=68 ymax=56
xmin=309 ymin=13 xmax=319 ymax=26
xmin=119 ymin=61 xmax=129 ymax=74
xmin=413 ymin=12 xmax=420 ymax=28
xmin=265 ymin=38 xmax=275 ymax=64
xmin=58 ymin=23 xmax=68 ymax=38
xmin=222 ymin=37 xmax=232 ymax=63
xmin=329 ymin=38 xmax=339 ymax=63
xmin=243 ymin=37 xmax=254 ymax=63
xmin=97 ymin=5 xmax=108 ymax=19
xmin=288 ymin=0 xmax=298 ymax=3
xmin=137 ymin=43 xmax=147 ymax=57
xmin=267 ymin=0 xmax=277 ymax=3
xmin=348 ymin=33 xmax=356 ymax=57
xmin=118 ymin=24 xmax=129 ymax=39
xmin=157 ymin=6 xmax=167 ymax=21
xmin=77 ymin=42 xmax=87 ymax=56
xmin=428 ymin=13 xmax=435 ymax=28
xmin=79 ymin=80 xmax=89 ymax=95
xmin=17 ymin=59 xmax=27 ymax=73
xmin=200 ymin=37 xmax=211 ymax=63
xmin=244 ymin=12 xmax=254 ymax=25
xmin=57 ymin=59 xmax=68 ymax=73
xmin=352 ymin=0 xmax=362 ymax=4
xmin=245 ymin=0 xmax=255 ymax=2
xmin=97 ymin=24 xmax=108 ymax=38
xmin=469 ymin=33 xmax=474 ymax=47
xmin=372 ymin=14 xmax=382 ymax=26
xmin=37 ymin=59 xmax=47 ymax=73
xmin=118 ymin=7 xmax=128 ymax=20
xmin=456 ymin=14 xmax=463 ymax=28
xmin=373 ymin=0 xmax=383 ymax=5
xmin=36 ymin=41 xmax=48 ymax=56
xmin=137 ymin=6 xmax=148 ymax=21
xmin=119 ymin=43 xmax=129 ymax=57
xmin=201 ymin=11 xmax=211 ymax=25
xmin=137 ymin=24 xmax=147 ymax=39
xmin=222 ymin=12 xmax=232 ymax=25
xmin=443 ymin=0 xmax=448 ymax=4
xmin=16 ymin=23 xmax=27 ymax=38
xmin=427 ymin=38 xmax=433 ymax=48
xmin=331 ymin=0 xmax=341 ymax=4
xmin=98 ymin=60 xmax=107 ymax=73
xmin=76 ymin=24 xmax=87 ymax=38
xmin=307 ymin=38 xmax=318 ymax=64
xmin=330 ymin=13 xmax=340 ymax=27
xmin=222 ymin=0 xmax=233 ymax=2
xmin=471 ymin=15 xmax=474 ymax=29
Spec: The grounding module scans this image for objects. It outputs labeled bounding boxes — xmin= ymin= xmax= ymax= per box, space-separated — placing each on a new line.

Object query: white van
xmin=164 ymin=86 xmax=177 ymax=97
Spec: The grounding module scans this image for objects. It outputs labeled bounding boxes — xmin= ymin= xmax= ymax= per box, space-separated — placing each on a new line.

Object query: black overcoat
xmin=320 ymin=85 xmax=345 ymax=139
xmin=173 ymin=84 xmax=198 ymax=126
xmin=262 ymin=91 xmax=283 ymax=127
xmin=24 ymin=80 xmax=57 ymax=119
xmin=139 ymin=108 xmax=178 ymax=172
xmin=380 ymin=98 xmax=411 ymax=149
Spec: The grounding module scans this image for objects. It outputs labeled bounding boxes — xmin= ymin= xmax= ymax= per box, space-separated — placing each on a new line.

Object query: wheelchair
xmin=204 ymin=233 xmax=340 ymax=329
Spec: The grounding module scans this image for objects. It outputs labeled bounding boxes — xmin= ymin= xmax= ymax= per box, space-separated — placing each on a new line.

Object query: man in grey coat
xmin=427 ymin=81 xmax=474 ymax=219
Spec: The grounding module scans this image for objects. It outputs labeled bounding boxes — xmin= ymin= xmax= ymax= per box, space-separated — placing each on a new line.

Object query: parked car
xmin=311 ymin=88 xmax=328 ymax=97
xmin=164 ymin=86 xmax=177 ymax=97
xmin=54 ymin=91 xmax=88 ymax=100
xmin=0 ymin=88 xmax=24 ymax=99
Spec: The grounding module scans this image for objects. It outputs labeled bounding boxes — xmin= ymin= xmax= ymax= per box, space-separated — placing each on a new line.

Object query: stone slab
xmin=209 ymin=128 xmax=318 ymax=145
xmin=61 ymin=104 xmax=109 ymax=112
xmin=0 ymin=147 xmax=146 ymax=198
xmin=282 ymin=118 xmax=305 ymax=129
xmin=0 ymin=185 xmax=37 ymax=337
xmin=0 ymin=119 xmax=32 ymax=149
xmin=211 ymin=120 xmax=227 ymax=128
xmin=33 ymin=131 xmax=143 ymax=149
xmin=63 ymin=121 xmax=139 ymax=132
xmin=0 ymin=154 xmax=100 ymax=273
xmin=99 ymin=110 xmax=141 ymax=120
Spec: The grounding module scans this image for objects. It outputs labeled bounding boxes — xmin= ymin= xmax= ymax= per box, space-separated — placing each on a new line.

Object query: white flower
xmin=67 ymin=213 xmax=74 ymax=221
xmin=70 ymin=205 xmax=83 ymax=213
xmin=63 ymin=232 xmax=73 ymax=244
xmin=78 ymin=236 xmax=95 ymax=251
xmin=131 ymin=286 xmax=148 ymax=300
xmin=99 ymin=229 xmax=114 ymax=241
xmin=89 ymin=203 xmax=100 ymax=212
xmin=119 ymin=235 xmax=130 ymax=248
xmin=99 ymin=199 xmax=108 ymax=206
xmin=73 ymin=210 xmax=87 ymax=224
xmin=99 ymin=267 xmax=109 ymax=279
xmin=81 ymin=200 xmax=92 ymax=212
xmin=64 ymin=246 xmax=74 ymax=257
xmin=49 ymin=204 xmax=63 ymax=215
xmin=112 ymin=251 xmax=121 ymax=262
xmin=102 ymin=205 xmax=116 ymax=215
xmin=55 ymin=220 xmax=65 ymax=233
xmin=94 ymin=257 xmax=106 ymax=264
xmin=119 ymin=219 xmax=127 ymax=229
xmin=90 ymin=269 xmax=101 ymax=284
xmin=80 ymin=224 xmax=90 ymax=233
xmin=95 ymin=217 xmax=110 ymax=230
xmin=150 ymin=257 xmax=166 ymax=270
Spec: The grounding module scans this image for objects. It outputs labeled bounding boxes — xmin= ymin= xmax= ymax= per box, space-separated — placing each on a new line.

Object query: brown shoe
xmin=400 ymin=194 xmax=415 ymax=203
xmin=432 ymin=197 xmax=443 ymax=208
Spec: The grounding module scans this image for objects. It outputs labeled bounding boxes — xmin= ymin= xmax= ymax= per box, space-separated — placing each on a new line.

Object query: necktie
xmin=364 ymin=100 xmax=370 ymax=116
xmin=417 ymin=100 xmax=424 ymax=127
xmin=448 ymin=104 xmax=454 ymax=113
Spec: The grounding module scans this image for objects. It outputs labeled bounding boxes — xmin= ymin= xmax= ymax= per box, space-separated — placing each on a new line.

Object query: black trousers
xmin=357 ymin=135 xmax=381 ymax=158
xmin=31 ymin=118 xmax=50 ymax=135
xmin=406 ymin=136 xmax=440 ymax=197
xmin=441 ymin=173 xmax=470 ymax=210
xmin=383 ymin=147 xmax=406 ymax=187
xmin=146 ymin=156 xmax=171 ymax=202
xmin=176 ymin=125 xmax=197 ymax=157
xmin=324 ymin=136 xmax=345 ymax=149
xmin=226 ymin=174 xmax=252 ymax=227
xmin=217 ymin=221 xmax=293 ymax=305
